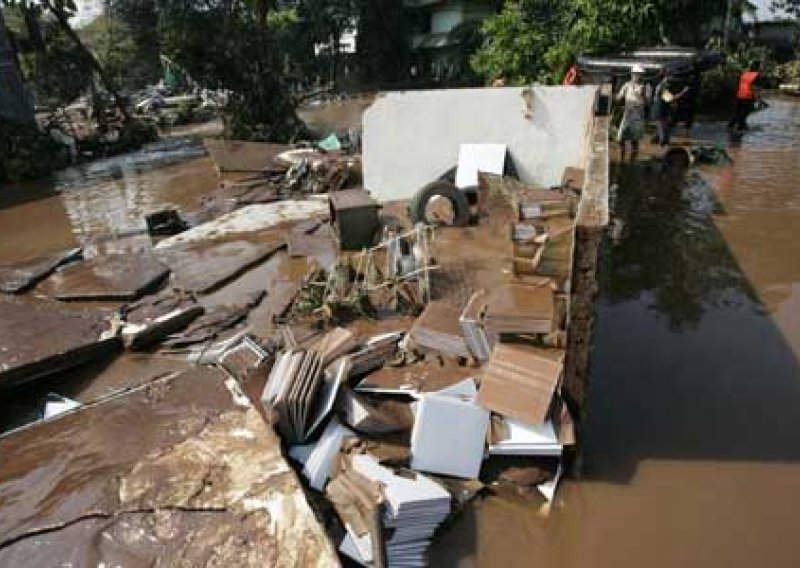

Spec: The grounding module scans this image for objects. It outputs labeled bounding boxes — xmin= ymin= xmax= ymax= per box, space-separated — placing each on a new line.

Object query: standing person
xmin=616 ymin=64 xmax=650 ymax=158
xmin=728 ymin=61 xmax=763 ymax=131
xmin=672 ymin=68 xmax=700 ymax=130
xmin=652 ymin=69 xmax=687 ymax=146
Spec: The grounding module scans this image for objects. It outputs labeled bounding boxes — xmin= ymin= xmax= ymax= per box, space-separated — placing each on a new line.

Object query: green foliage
xmin=776 ymin=59 xmax=800 ymax=82
xmin=0 ymin=118 xmax=70 ymax=182
xmin=697 ymin=61 xmax=742 ymax=116
xmin=5 ymin=4 xmax=94 ymax=107
xmin=158 ymin=0 xmax=304 ymax=142
xmin=471 ymin=0 xmax=564 ymax=84
xmin=771 ymin=0 xmax=800 ymax=18
xmin=355 ymin=0 xmax=410 ymax=85
xmin=79 ymin=6 xmax=160 ymax=92
xmin=472 ymin=0 xmax=734 ymax=85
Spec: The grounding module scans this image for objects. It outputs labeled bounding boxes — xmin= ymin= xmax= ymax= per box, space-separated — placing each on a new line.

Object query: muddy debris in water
xmin=46 ymin=252 xmax=171 ymax=302
xmin=0 ymin=297 xmax=120 ymax=389
xmin=203 ymin=138 xmax=291 ymax=174
xmin=155 ymin=238 xmax=284 ymax=294
xmin=0 ymin=247 xmax=82 ymax=294
xmin=0 ymin=366 xmax=339 ymax=567
xmin=161 ymin=290 xmax=265 ymax=350
xmin=120 ymin=288 xmax=204 ymax=350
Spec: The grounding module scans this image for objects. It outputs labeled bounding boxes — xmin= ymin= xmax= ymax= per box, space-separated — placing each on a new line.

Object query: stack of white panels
xmin=488 ymin=416 xmax=562 ymax=456
xmin=289 ymin=417 xmax=352 ymax=491
xmin=340 ymin=454 xmax=451 ymax=567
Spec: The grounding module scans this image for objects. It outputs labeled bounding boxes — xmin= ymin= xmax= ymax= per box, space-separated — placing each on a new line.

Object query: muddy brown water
xmin=2 ymin=100 xmax=800 ymax=566
xmin=431 ymin=98 xmax=800 ymax=567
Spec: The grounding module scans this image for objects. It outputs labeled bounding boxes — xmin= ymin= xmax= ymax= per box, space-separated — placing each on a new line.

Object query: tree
xmin=471 ymin=0 xmax=565 ymax=84
xmin=3 ymin=0 xmax=130 ymax=119
xmin=472 ymin=0 xmax=734 ymax=85
xmin=355 ymin=0 xmax=410 ymax=86
xmin=158 ymin=0 xmax=304 ymax=141
xmin=295 ymin=0 xmax=356 ymax=88
xmin=771 ymin=0 xmax=800 ymax=18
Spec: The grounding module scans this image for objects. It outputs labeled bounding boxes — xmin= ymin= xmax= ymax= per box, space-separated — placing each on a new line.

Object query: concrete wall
xmin=363 ymin=86 xmax=598 ymax=202
xmin=563 ymin=112 xmax=610 ymax=457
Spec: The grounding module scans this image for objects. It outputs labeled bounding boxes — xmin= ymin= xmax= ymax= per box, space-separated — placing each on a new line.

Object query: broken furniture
xmin=460 ymin=290 xmax=492 ymax=362
xmin=329 ymin=189 xmax=381 ymax=251
xmin=155 ymin=239 xmax=283 ymax=294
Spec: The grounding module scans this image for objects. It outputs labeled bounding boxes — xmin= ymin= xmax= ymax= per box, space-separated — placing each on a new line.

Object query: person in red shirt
xmin=728 ymin=61 xmax=763 ymax=131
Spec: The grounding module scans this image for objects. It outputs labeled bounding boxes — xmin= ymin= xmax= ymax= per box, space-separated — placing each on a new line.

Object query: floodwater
xmin=2 ymin=100 xmax=800 ymax=567
xmin=432 ymin=98 xmax=800 ymax=567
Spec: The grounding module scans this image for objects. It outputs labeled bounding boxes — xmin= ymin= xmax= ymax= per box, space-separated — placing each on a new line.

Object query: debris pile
xmin=0 ymin=123 xmax=601 ymax=566
xmin=202 ymin=168 xmax=582 ymax=566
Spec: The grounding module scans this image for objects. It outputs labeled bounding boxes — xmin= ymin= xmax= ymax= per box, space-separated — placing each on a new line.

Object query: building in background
xmin=405 ymin=0 xmax=496 ymax=82
xmin=72 ymin=0 xmax=104 ymax=28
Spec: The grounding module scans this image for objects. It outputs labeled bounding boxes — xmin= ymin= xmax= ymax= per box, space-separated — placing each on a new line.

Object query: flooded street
xmin=2 ymin=98 xmax=800 ymax=567
xmin=432 ymin=97 xmax=800 ymax=567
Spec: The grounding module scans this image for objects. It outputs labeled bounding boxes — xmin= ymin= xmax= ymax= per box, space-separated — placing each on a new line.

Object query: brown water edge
xmin=430 ymin=98 xmax=800 ymax=568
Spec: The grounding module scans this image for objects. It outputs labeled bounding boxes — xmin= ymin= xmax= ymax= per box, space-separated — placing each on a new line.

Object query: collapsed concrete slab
xmin=362 ymin=86 xmax=598 ymax=202
xmin=155 ymin=201 xmax=329 ymax=249
xmin=0 ymin=247 xmax=82 ymax=294
xmin=121 ymin=290 xmax=205 ymax=349
xmin=0 ymin=366 xmax=340 ymax=567
xmin=0 ymin=297 xmax=119 ymax=389
xmin=48 ymin=253 xmax=170 ymax=301
xmin=155 ymin=239 xmax=284 ymax=294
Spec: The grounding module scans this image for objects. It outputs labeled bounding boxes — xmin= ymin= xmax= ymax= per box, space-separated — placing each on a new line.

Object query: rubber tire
xmin=409 ymin=180 xmax=470 ymax=227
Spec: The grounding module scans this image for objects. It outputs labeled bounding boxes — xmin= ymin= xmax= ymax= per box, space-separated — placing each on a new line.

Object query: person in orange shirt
xmin=728 ymin=61 xmax=764 ymax=131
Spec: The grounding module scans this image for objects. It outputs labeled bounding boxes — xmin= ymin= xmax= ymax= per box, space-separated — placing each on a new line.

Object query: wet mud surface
xmin=0 ymin=367 xmax=338 ymax=566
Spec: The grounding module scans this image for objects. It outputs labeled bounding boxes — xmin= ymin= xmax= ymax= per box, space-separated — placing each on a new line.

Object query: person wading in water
xmin=616 ymin=64 xmax=651 ymax=160
xmin=728 ymin=60 xmax=765 ymax=131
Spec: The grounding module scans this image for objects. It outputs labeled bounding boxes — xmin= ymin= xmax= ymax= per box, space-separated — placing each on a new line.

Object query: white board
xmin=455 ymin=143 xmax=507 ymax=189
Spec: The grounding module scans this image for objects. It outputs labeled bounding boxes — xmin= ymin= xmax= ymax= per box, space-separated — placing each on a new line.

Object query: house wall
xmin=362 ymin=86 xmax=598 ymax=202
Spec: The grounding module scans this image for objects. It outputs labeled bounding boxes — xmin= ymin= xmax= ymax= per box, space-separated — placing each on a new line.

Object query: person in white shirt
xmin=616 ymin=64 xmax=651 ymax=158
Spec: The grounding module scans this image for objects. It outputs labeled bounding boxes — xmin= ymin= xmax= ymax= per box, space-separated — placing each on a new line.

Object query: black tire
xmin=409 ymin=180 xmax=470 ymax=227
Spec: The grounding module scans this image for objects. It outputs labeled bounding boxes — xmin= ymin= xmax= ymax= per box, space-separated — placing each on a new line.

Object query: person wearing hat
xmin=616 ymin=64 xmax=651 ymax=157
xmin=652 ymin=67 xmax=688 ymax=146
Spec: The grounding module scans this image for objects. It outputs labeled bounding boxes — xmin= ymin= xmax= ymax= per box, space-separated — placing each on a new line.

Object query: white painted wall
xmin=363 ymin=86 xmax=598 ymax=202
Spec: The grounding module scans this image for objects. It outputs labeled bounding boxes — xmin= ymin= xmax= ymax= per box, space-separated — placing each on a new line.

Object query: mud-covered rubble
xmin=0 ymin=121 xmax=604 ymax=566
xmin=0 ymin=367 xmax=338 ymax=567
xmin=0 ymin=247 xmax=82 ymax=294
xmin=0 ymin=297 xmax=119 ymax=389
